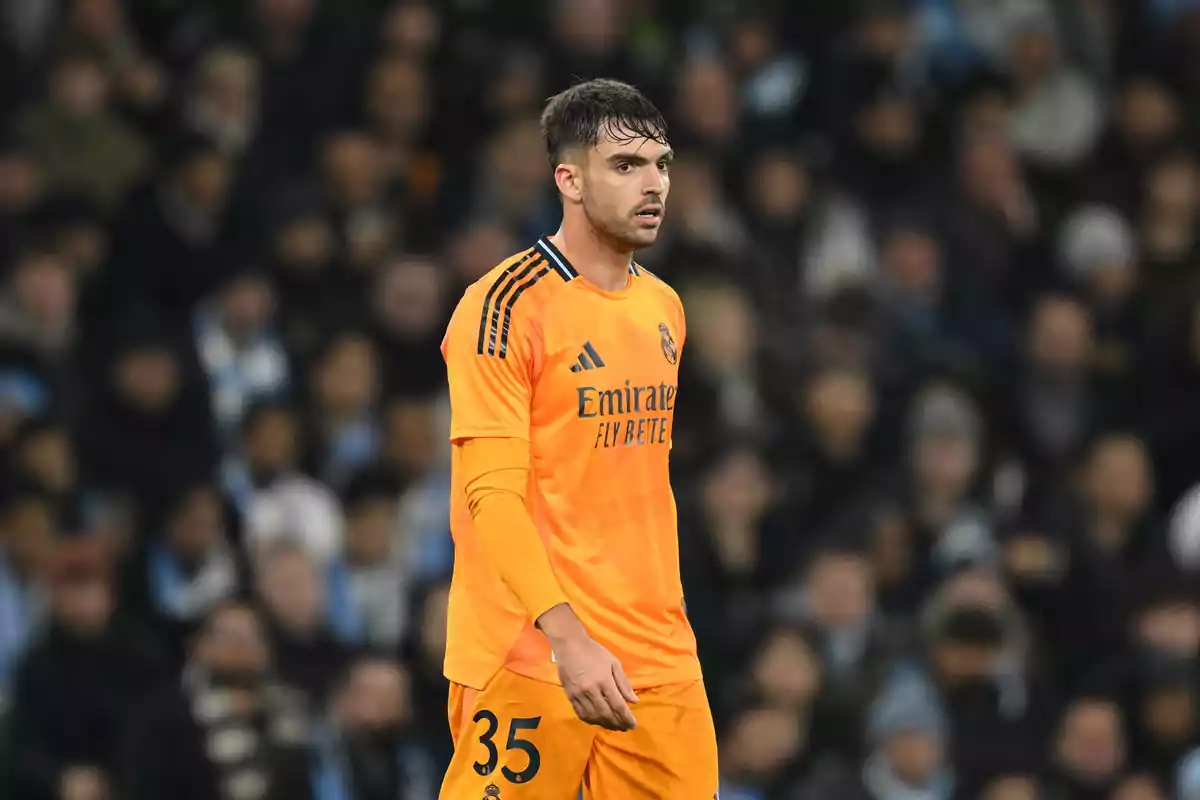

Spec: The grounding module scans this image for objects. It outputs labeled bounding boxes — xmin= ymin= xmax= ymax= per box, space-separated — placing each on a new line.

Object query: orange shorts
xmin=437 ymin=667 xmax=718 ymax=800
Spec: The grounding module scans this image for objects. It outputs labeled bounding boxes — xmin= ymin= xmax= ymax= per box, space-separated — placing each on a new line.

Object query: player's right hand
xmin=553 ymin=633 xmax=639 ymax=731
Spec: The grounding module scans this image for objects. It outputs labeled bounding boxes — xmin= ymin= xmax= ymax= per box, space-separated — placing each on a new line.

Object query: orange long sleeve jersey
xmin=440 ymin=238 xmax=701 ymax=691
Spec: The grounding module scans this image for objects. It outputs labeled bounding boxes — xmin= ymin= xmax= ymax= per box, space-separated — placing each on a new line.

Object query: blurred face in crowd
xmin=1112 ymin=774 xmax=1166 ymax=800
xmin=884 ymin=729 xmax=944 ymax=787
xmin=275 ymin=213 xmax=335 ymax=276
xmin=1028 ymin=296 xmax=1092 ymax=372
xmin=176 ymin=151 xmax=233 ymax=215
xmin=940 ymin=568 xmax=1009 ymax=611
xmin=913 ymin=429 xmax=977 ymax=498
xmin=2 ymin=497 xmax=58 ymax=575
xmin=69 ymin=0 xmax=125 ymax=43
xmin=447 ymin=218 xmax=519 ymax=283
xmin=960 ymin=90 xmax=1012 ymax=142
xmin=1009 ymin=27 xmax=1058 ymax=88
xmin=1056 ymin=699 xmax=1126 ymax=787
xmin=12 ymin=252 xmax=77 ymax=332
xmin=55 ymin=218 xmax=108 ymax=276
xmin=804 ymin=551 xmax=874 ymax=631
xmin=256 ymin=0 xmax=314 ymax=31
xmin=53 ymin=569 xmax=113 ymax=637
xmin=750 ymin=628 xmax=822 ymax=710
xmin=219 ymin=274 xmax=276 ymax=338
xmin=1135 ymin=600 xmax=1200 ymax=659
xmin=312 ymin=334 xmax=379 ymax=417
xmin=1141 ymin=685 xmax=1196 ymax=744
xmin=553 ymin=0 xmax=620 ymax=57
xmin=487 ymin=54 xmax=543 ymax=121
xmin=747 ymin=151 xmax=810 ymax=225
xmin=344 ymin=496 xmax=396 ymax=567
xmin=668 ymin=155 xmax=720 ymax=236
xmin=728 ymin=18 xmax=775 ymax=72
xmin=960 ymin=133 xmax=1021 ymax=210
xmin=245 ymin=407 xmax=300 ymax=477
xmin=981 ymin=775 xmax=1041 ymax=800
xmin=381 ymin=2 xmax=442 ymax=60
xmin=367 ymin=57 xmax=429 ymax=141
xmin=198 ymin=605 xmax=271 ymax=687
xmin=1146 ymin=154 xmax=1199 ymax=218
xmin=556 ymin=117 xmax=671 ymax=253
xmin=167 ymin=487 xmax=224 ymax=560
xmin=1083 ymin=435 xmax=1152 ymax=527
xmin=113 ymin=345 xmax=180 ymax=414
xmin=16 ymin=425 xmax=76 ymax=494
xmin=701 ymin=448 xmax=773 ymax=530
xmin=686 ymin=284 xmax=757 ymax=374
xmin=881 ymin=227 xmax=941 ymax=302
xmin=721 ymin=707 xmax=805 ymax=785
xmin=375 ymin=257 xmax=444 ymax=340
xmin=932 ymin=638 xmax=999 ymax=687
xmin=195 ymin=49 xmax=259 ymax=128
xmin=676 ymin=59 xmax=737 ymax=145
xmin=804 ymin=368 xmax=876 ymax=457
xmin=50 ymin=56 xmax=109 ymax=119
xmin=336 ymin=659 xmax=411 ymax=734
xmin=0 ymin=149 xmax=42 ymax=212
xmin=382 ymin=396 xmax=442 ymax=477
xmin=856 ymin=94 xmax=921 ymax=158
xmin=1118 ymin=78 xmax=1179 ymax=151
xmin=856 ymin=7 xmax=911 ymax=59
xmin=259 ymin=547 xmax=324 ymax=635
xmin=490 ymin=117 xmax=546 ymax=200
xmin=323 ymin=133 xmax=384 ymax=209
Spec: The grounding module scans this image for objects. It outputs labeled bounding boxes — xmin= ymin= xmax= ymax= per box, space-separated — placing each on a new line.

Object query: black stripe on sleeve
xmin=486 ymin=257 xmax=545 ymax=356
xmin=476 ymin=250 xmax=537 ymax=355
xmin=497 ymin=264 xmax=553 ymax=358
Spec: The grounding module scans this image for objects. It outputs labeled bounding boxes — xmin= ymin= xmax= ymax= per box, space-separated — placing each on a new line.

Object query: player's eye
xmin=615 ymin=161 xmax=633 ymax=173
xmin=657 ymin=161 xmax=670 ymax=172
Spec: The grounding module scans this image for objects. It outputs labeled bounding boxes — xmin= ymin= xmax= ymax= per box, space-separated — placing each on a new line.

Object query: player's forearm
xmin=461 ymin=438 xmax=570 ymax=622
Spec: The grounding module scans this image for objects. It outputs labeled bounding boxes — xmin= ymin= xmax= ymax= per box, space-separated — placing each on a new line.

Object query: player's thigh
xmin=439 ymin=668 xmax=595 ymax=800
xmin=583 ymin=679 xmax=719 ymax=800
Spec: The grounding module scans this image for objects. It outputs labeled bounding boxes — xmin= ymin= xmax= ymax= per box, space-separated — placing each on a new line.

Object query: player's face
xmin=580 ymin=125 xmax=672 ymax=250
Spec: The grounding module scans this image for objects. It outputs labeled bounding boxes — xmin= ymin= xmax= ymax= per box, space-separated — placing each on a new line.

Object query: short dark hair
xmin=540 ymin=79 xmax=668 ymax=165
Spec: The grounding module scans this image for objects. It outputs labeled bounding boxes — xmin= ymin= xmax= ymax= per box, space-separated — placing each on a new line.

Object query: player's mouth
xmin=634 ymin=206 xmax=663 ymax=225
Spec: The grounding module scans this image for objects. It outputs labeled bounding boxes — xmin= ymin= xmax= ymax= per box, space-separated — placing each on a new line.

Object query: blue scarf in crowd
xmin=149 ymin=541 xmax=239 ymax=621
xmin=862 ymin=750 xmax=954 ymax=800
xmin=0 ymin=551 xmax=41 ymax=701
xmin=324 ymin=560 xmax=366 ymax=646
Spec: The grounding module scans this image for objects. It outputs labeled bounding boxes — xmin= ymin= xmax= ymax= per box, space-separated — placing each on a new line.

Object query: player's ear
xmin=553 ymin=162 xmax=583 ymax=204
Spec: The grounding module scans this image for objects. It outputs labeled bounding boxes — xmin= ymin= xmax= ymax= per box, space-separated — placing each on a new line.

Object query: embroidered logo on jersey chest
xmin=658 ymin=322 xmax=677 ymax=364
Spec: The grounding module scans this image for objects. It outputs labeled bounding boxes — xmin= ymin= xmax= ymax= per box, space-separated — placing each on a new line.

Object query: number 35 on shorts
xmin=471 ymin=710 xmax=542 ymax=785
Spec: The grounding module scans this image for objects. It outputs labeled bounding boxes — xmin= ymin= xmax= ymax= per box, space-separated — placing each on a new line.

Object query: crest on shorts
xmin=484 ymin=783 xmax=501 ymax=798
xmin=658 ymin=323 xmax=677 ymax=364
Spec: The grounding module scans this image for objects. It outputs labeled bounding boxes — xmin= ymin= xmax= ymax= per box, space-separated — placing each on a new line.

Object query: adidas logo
xmin=569 ymin=342 xmax=607 ymax=372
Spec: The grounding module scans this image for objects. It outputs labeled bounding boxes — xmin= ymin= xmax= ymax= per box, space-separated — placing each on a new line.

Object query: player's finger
xmin=571 ymin=688 xmax=606 ymax=727
xmin=568 ymin=694 xmax=595 ymax=725
xmin=611 ymin=661 xmax=639 ymax=704
xmin=599 ymin=680 xmax=637 ymax=730
xmin=583 ymin=685 xmax=623 ymax=730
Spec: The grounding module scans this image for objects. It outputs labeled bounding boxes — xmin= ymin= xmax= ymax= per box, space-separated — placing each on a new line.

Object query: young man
xmin=438 ymin=79 xmax=718 ymax=798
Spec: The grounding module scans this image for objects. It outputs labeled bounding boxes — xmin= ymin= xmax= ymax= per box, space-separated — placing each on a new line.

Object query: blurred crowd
xmin=2 ymin=0 xmax=1200 ymax=799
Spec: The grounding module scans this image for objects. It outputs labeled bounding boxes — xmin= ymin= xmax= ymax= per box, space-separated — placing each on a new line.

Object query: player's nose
xmin=642 ymin=170 xmax=666 ymax=195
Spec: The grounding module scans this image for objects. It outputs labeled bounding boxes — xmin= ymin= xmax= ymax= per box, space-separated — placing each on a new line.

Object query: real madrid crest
xmin=658 ymin=322 xmax=677 ymax=364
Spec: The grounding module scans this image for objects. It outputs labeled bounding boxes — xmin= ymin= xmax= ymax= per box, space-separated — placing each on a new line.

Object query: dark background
xmin=2 ymin=1 xmax=1200 ymax=799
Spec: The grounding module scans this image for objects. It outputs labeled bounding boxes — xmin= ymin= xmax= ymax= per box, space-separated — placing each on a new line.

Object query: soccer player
xmin=437 ymin=79 xmax=718 ymax=798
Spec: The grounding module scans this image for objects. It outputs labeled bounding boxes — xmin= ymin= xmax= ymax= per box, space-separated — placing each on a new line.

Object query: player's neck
xmin=550 ymin=218 xmax=632 ymax=293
